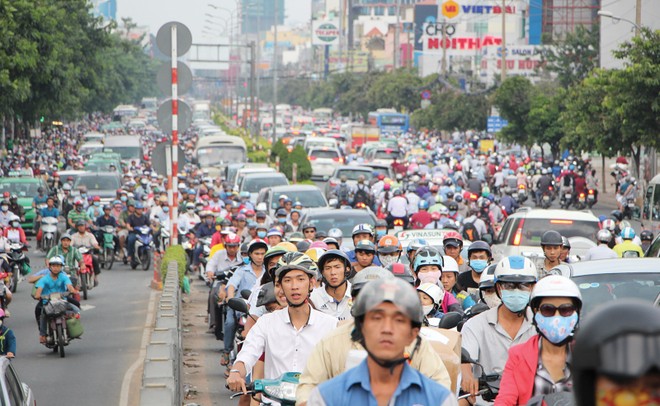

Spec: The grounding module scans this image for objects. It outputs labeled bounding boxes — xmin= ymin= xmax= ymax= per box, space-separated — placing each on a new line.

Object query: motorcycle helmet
xmin=352 ymin=223 xmax=374 ymax=238
xmin=610 ymin=210 xmax=623 ymax=223
xmin=601 ymin=219 xmax=616 ymax=232
xmin=441 ymin=256 xmax=459 ymax=274
xmin=256 ymin=282 xmax=277 ymax=307
xmin=377 ymin=235 xmax=402 ymax=255
xmin=442 ymin=231 xmax=463 ymax=248
xmin=48 ymin=256 xmax=65 ymax=266
xmin=494 ymin=255 xmax=538 ymax=284
xmin=561 ymin=236 xmax=571 ymax=249
xmin=351 ymin=278 xmax=423 ymax=326
xmin=322 ymin=237 xmax=339 ymax=249
xmin=387 ymin=263 xmax=416 ymax=285
xmin=412 ymin=246 xmax=443 ymax=273
xmin=327 ymin=228 xmax=343 ymax=239
xmin=596 ymin=229 xmax=612 ymax=243
xmin=417 ymin=282 xmax=443 ymax=306
xmin=418 ymin=200 xmax=429 ymax=210
xmin=247 ymin=239 xmax=268 ymax=254
xmin=541 ymin=230 xmax=563 ymax=247
xmin=467 ymin=240 xmax=493 ymax=259
xmin=406 ymin=238 xmax=428 ymax=254
xmin=275 ymin=241 xmax=297 ymax=252
xmin=350 ymin=266 xmax=394 ymax=296
xmin=274 ymin=252 xmax=318 ymax=281
xmin=620 ymin=226 xmax=635 ymax=240
xmin=530 ymin=275 xmax=582 ymax=310
xmin=640 ymin=230 xmax=654 ymax=242
xmin=354 ymin=239 xmax=376 ymax=253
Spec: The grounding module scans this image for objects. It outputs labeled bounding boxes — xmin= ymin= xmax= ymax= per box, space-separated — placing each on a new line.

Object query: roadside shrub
xmin=160 ymin=244 xmax=187 ymax=287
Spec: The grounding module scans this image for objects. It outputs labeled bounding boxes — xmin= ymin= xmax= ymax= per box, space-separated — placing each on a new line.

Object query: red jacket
xmin=495 ymin=335 xmax=540 ymax=406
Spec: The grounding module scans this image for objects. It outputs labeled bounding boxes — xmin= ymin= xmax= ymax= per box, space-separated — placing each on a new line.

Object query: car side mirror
xmin=328 ymin=198 xmax=338 ymax=207
xmin=322 ymin=175 xmax=329 ymax=182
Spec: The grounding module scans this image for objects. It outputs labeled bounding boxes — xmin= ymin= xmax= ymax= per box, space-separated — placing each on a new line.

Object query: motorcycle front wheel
xmin=104 ymin=247 xmax=114 ymax=270
xmin=140 ymin=250 xmax=151 ymax=271
xmin=10 ymin=269 xmax=17 ymax=293
xmin=80 ymin=274 xmax=88 ymax=300
xmin=56 ymin=324 xmax=66 ymax=358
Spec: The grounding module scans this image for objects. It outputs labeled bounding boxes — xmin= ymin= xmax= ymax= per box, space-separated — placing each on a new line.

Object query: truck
xmin=192 ymin=100 xmax=211 ymax=122
xmin=348 ymin=124 xmax=380 ymax=152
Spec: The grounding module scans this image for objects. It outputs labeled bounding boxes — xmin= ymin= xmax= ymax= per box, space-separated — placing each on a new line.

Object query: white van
xmin=641 ymin=173 xmax=660 ymax=235
xmin=103 ymin=135 xmax=143 ymax=164
xmin=194 ymin=135 xmax=247 ymax=177
xmin=79 ymin=142 xmax=105 ymax=158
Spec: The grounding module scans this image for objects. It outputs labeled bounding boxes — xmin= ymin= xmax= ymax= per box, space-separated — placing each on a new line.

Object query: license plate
xmin=565 ymin=194 xmax=572 ymax=199
xmin=587 ymin=195 xmax=595 ymax=201
xmin=579 ymin=197 xmax=585 ymax=203
xmin=543 ymin=195 xmax=550 ymax=202
xmin=628 ymin=202 xmax=635 ymax=208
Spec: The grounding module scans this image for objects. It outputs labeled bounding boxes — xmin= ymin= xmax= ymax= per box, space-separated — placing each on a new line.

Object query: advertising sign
xmin=414 ymin=4 xmax=438 ymax=52
xmin=312 ymin=20 xmax=340 ymax=46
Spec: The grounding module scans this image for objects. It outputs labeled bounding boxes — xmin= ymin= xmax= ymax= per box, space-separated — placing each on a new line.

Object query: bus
xmin=367 ymin=109 xmax=410 ymax=135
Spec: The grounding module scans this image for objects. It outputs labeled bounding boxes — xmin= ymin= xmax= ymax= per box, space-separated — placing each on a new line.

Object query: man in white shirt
xmin=226 ymin=252 xmax=337 ymax=393
xmin=310 ymin=250 xmax=353 ymax=321
xmin=583 ymin=229 xmax=618 ymax=261
xmin=386 ymin=189 xmax=409 ymax=228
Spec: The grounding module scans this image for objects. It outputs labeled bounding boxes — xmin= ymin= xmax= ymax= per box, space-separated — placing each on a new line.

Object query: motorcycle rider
xmin=535 ymin=169 xmax=553 ymax=206
xmin=34 ymin=256 xmax=80 ymax=345
xmin=411 ymin=246 xmax=462 ymax=315
xmin=307 ymin=278 xmax=457 ymax=406
xmin=67 ymin=200 xmax=92 ymax=231
xmin=86 ymin=196 xmax=103 ymax=220
xmin=71 ymin=220 xmax=101 ymax=286
xmin=386 ymin=188 xmax=409 ymax=229
xmin=461 ymin=255 xmax=538 ymax=405
xmin=373 ymin=219 xmax=388 ymax=241
xmin=32 ymin=187 xmax=48 ymax=211
xmin=640 ymin=230 xmax=654 ymax=253
xmin=226 ymin=252 xmax=337 ymax=395
xmin=346 ymin=224 xmax=378 ymax=264
xmin=441 ymin=256 xmax=476 ymax=310
xmin=539 ymin=230 xmax=563 ymax=276
xmin=311 ymin=250 xmax=353 ymax=320
xmin=126 ymin=202 xmax=151 ymax=266
xmin=0 ymin=309 xmax=16 ymax=358
xmin=191 ymin=211 xmax=216 ymax=273
xmin=0 ymin=201 xmax=15 ymax=227
xmin=350 ymin=239 xmax=377 ymax=273
xmin=219 ymin=239 xmax=267 ymax=367
xmin=177 ymin=202 xmax=200 ymax=241
xmin=500 ymin=189 xmax=519 ymax=216
xmin=46 ymin=234 xmax=84 ymax=282
xmin=8 ymin=195 xmax=25 ymax=223
xmin=117 ymin=200 xmax=135 ymax=263
xmin=442 ymin=231 xmax=467 ymax=272
xmin=95 ymin=205 xmax=120 ymax=257
xmin=35 ymin=196 xmax=60 ymax=251
xmin=456 ymin=240 xmax=492 ymax=294
xmin=409 ymin=200 xmax=432 ymax=229
xmin=376 ymin=235 xmax=402 ymax=268
xmin=613 ymin=227 xmax=644 ymax=258
xmin=4 ymin=215 xmax=27 ymax=245
xmin=583 ymin=229 xmax=618 ymax=261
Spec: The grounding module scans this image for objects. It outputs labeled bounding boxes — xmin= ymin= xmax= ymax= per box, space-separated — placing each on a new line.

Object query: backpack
xmin=563 ymin=175 xmax=573 ymax=187
xmin=337 ymin=184 xmax=350 ymax=204
xmin=353 ymin=185 xmax=371 ymax=207
xmin=462 ymin=221 xmax=480 ymax=241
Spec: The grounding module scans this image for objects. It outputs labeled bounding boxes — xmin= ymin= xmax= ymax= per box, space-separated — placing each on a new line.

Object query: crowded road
xmin=9 ymin=241 xmax=152 ymax=406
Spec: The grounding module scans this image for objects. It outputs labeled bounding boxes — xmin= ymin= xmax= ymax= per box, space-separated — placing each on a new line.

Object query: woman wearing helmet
xmin=440 ymin=255 xmax=476 ymax=310
xmin=571 ymin=300 xmax=660 ymax=406
xmin=457 ymin=240 xmax=493 ymax=292
xmin=308 ymin=278 xmax=455 ymax=406
xmin=412 ymin=247 xmax=463 ymax=316
xmin=460 ymin=255 xmax=538 ymax=402
xmin=227 ymin=252 xmax=337 ymax=396
xmin=540 ymin=230 xmax=563 ymax=275
xmin=310 ymin=250 xmax=353 ymax=320
xmin=405 ymin=238 xmax=428 ymax=270
xmin=613 ymin=226 xmax=644 ymax=258
xmin=352 ymin=240 xmax=377 ymax=273
xmin=376 ymin=235 xmax=402 ymax=268
xmin=417 ymin=282 xmax=444 ymax=325
xmin=497 ymin=275 xmax=582 ymax=405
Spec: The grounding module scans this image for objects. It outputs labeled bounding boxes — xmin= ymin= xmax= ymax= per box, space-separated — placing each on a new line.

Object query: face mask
xmin=81 ymin=193 xmax=87 ymax=198
xmin=470 ymin=259 xmax=488 ymax=273
xmin=277 ymin=217 xmax=286 ymax=223
xmin=534 ymin=312 xmax=578 ymax=344
xmin=187 ymin=209 xmax=194 ymax=214
xmin=205 ymin=218 xmax=213 ymax=225
xmin=120 ymin=196 xmax=127 ymax=202
xmin=379 ymin=255 xmax=397 ymax=268
xmin=422 ymin=305 xmax=435 ymax=316
xmin=418 ymin=271 xmax=442 ymax=285
xmin=163 ymin=208 xmax=170 ymax=213
xmin=1 ymin=206 xmax=7 ymax=212
xmin=11 ymin=222 xmax=19 ymax=228
xmin=242 ymin=256 xmax=250 ymax=265
xmin=375 ymin=230 xmax=387 ymax=239
xmin=93 ymin=202 xmax=100 ymax=207
xmin=257 ymin=231 xmax=267 ymax=238
xmin=482 ymin=292 xmax=501 ymax=308
xmin=449 ymin=210 xmax=457 ymax=216
xmin=501 ymin=289 xmax=531 ymax=313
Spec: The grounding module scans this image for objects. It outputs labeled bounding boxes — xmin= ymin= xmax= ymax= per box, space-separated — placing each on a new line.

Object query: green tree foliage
xmin=525 ymin=89 xmax=566 ymax=160
xmin=543 ymin=25 xmax=599 ymax=88
xmin=270 ymin=141 xmax=312 ymax=182
xmin=411 ymin=90 xmax=488 ymax=131
xmin=0 ymin=0 xmax=157 ymax=123
xmin=491 ymin=76 xmax=536 ymax=147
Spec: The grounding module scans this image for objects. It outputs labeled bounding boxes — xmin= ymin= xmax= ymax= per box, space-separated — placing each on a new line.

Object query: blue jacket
xmin=0 ymin=326 xmax=16 ymax=355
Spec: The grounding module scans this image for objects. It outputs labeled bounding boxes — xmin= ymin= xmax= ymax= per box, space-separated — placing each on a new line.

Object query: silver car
xmin=0 ymin=356 xmax=36 ymax=405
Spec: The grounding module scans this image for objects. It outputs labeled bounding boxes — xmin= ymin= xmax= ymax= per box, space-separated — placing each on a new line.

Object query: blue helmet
xmin=418 ymin=200 xmax=429 ymax=210
xmin=406 ymin=238 xmax=428 ymax=253
xmin=620 ymin=227 xmax=635 ymax=240
xmin=412 ymin=246 xmax=443 ymax=273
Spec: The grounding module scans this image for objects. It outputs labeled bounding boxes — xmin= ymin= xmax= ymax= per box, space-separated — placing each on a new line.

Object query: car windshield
xmin=0 ymin=181 xmax=42 ymax=198
xmin=310 ymin=150 xmax=338 ymax=159
xmin=104 ymin=146 xmax=140 ymax=160
xmin=306 ymin=212 xmax=374 ymax=236
xmin=86 ymin=161 xmax=119 ymax=172
xmin=335 ymin=169 xmax=373 ymax=181
xmin=242 ymin=176 xmax=288 ymax=193
xmin=520 ymin=219 xmax=599 ymax=246
xmin=572 ymin=273 xmax=660 ymax=317
xmin=74 ymin=176 xmax=121 ymax=191
xmin=270 ymin=190 xmax=326 ymax=209
xmin=80 ymin=146 xmax=104 ymax=155
xmin=373 ymin=150 xmax=399 ymax=160
xmin=197 ymin=147 xmax=246 ymax=166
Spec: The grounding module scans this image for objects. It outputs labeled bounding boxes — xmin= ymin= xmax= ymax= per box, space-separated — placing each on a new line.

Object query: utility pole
xmin=393 ymin=0 xmax=400 ymax=69
xmin=500 ymin=0 xmax=507 ymax=81
xmin=250 ymin=41 xmax=256 ymax=137
xmin=339 ymin=0 xmax=344 ymax=73
xmin=441 ymin=20 xmax=447 ymax=76
xmin=635 ymin=0 xmax=641 ymax=36
xmin=272 ymin=0 xmax=278 ymax=142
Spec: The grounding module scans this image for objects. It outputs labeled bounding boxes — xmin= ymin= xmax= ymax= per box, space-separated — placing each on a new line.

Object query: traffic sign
xmin=157 ymin=61 xmax=193 ymax=95
xmin=156 ymin=22 xmax=192 ymax=56
xmin=487 ymin=116 xmax=508 ymax=133
xmin=420 ymin=90 xmax=432 ymax=100
xmin=151 ymin=142 xmax=186 ymax=176
xmin=157 ymin=99 xmax=192 ymax=134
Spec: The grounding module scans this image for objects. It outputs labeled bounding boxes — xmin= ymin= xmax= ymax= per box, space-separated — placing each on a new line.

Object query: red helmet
xmin=224 ymin=233 xmax=241 ymax=245
xmin=378 ymin=173 xmax=385 ymax=180
xmin=455 ymin=164 xmax=462 ymax=171
xmin=74 ymin=199 xmax=84 ymax=206
xmin=245 ymin=209 xmax=256 ymax=217
xmin=443 ymin=230 xmax=463 ymax=247
xmin=2 ymin=192 xmax=9 ymax=198
xmin=52 ymin=172 xmax=59 ymax=177
xmin=92 ymin=196 xmax=101 ymax=202
xmin=431 ymin=211 xmax=441 ymax=221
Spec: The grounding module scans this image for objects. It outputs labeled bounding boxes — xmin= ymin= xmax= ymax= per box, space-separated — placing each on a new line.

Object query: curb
xmin=139 ymin=260 xmax=181 ymax=406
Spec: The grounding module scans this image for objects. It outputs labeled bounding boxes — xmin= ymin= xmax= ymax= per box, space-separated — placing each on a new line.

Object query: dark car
xmin=300 ymin=207 xmax=377 ymax=249
xmin=323 ymin=165 xmax=374 ymax=199
xmin=73 ymin=172 xmax=122 ymax=205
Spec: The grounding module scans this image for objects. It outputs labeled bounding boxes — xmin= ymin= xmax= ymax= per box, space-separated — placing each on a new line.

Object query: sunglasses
xmin=499 ymin=281 xmax=534 ymax=291
xmin=304 ymin=230 xmax=315 ymax=233
xmin=538 ymin=303 xmax=577 ymax=317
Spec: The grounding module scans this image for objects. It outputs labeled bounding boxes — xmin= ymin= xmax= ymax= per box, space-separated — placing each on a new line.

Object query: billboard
xmin=312 ymin=20 xmax=340 ymax=46
xmin=414 ymin=4 xmax=438 ymax=52
xmin=480 ymin=45 xmax=552 ymax=84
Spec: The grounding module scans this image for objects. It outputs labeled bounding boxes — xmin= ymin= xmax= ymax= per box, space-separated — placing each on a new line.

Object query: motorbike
xmin=99 ymin=225 xmax=116 ymax=270
xmin=7 ymin=242 xmax=27 ymax=293
xmin=0 ymin=267 xmax=10 ymax=311
xmin=226 ymin=293 xmax=255 ymax=367
xmin=131 ymin=225 xmax=154 ymax=271
xmin=196 ymin=237 xmax=212 ymax=281
xmin=586 ymin=188 xmax=597 ymax=208
xmin=540 ymin=187 xmax=553 ymax=209
xmin=77 ymin=247 xmax=95 ymax=300
xmin=559 ymin=190 xmax=573 ymax=209
xmin=209 ymin=265 xmax=237 ymax=340
xmin=516 ymin=184 xmax=528 ymax=204
xmin=623 ymin=196 xmax=636 ymax=220
xmin=390 ymin=218 xmax=405 ymax=233
xmin=159 ymin=223 xmax=170 ymax=253
xmin=574 ymin=191 xmax=587 ymax=210
xmin=40 ymin=217 xmax=59 ymax=252
xmin=41 ymin=292 xmax=82 ymax=358
xmin=458 ymin=349 xmax=500 ymax=402
xmin=230 ymin=372 xmax=300 ymax=405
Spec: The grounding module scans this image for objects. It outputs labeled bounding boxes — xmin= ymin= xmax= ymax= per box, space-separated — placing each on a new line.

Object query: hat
xmin=256 ymin=211 xmax=267 ymax=218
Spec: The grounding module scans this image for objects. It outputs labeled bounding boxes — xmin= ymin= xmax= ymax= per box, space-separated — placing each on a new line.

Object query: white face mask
xmin=422 ymin=305 xmax=435 ymax=316
xmin=483 ymin=292 xmax=502 ymax=309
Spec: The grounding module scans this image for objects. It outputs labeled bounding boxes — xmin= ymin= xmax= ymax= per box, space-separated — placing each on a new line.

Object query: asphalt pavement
xmin=8 ymin=240 xmax=154 ymax=406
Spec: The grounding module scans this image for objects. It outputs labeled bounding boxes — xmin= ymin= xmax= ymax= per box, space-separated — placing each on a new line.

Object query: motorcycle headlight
xmin=263 ymin=382 xmax=297 ymax=402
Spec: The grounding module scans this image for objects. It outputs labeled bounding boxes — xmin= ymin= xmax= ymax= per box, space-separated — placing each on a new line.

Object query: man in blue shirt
xmin=34 ymin=256 xmax=79 ymax=344
xmin=36 ymin=196 xmax=60 ymax=251
xmin=307 ymin=278 xmax=457 ymax=406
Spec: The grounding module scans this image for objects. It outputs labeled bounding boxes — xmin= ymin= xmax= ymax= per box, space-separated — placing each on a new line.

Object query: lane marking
xmin=80 ymin=304 xmax=95 ymax=311
xmin=119 ymin=289 xmax=158 ymax=406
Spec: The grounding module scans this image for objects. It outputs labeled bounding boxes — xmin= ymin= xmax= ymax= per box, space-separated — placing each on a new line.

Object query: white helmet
xmin=328 ymin=228 xmax=343 ymax=239
xmin=416 ymin=282 xmax=443 ymax=305
xmin=530 ymin=275 xmax=582 ymax=310
xmin=48 ymin=256 xmax=65 ymax=266
xmin=601 ymin=219 xmax=616 ymax=231
xmin=441 ymin=256 xmax=459 ymax=274
xmin=494 ymin=255 xmax=538 ymax=284
xmin=596 ymin=229 xmax=612 ymax=243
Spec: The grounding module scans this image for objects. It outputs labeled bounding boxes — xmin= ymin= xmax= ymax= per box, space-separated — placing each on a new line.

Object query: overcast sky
xmin=117 ymin=0 xmax=311 ymax=42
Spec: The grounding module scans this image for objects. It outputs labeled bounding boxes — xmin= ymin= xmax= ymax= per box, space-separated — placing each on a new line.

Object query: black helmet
xmin=256 ymin=282 xmax=277 ymax=307
xmin=296 ymin=240 xmax=311 ymax=252
xmin=561 ymin=236 xmax=571 ymax=249
xmin=640 ymin=230 xmax=654 ymax=242
xmin=541 ymin=230 xmax=563 ymax=246
xmin=318 ymin=249 xmax=351 ymax=286
xmin=446 ymin=191 xmax=454 ymax=199
xmin=610 ymin=210 xmax=623 ymax=222
xmin=447 ymin=202 xmax=458 ymax=211
xmin=467 ymin=240 xmax=492 ymax=258
xmin=572 ymin=299 xmax=660 ymax=406
xmin=239 ymin=242 xmax=250 ymax=255
xmin=386 ymin=263 xmax=415 ymax=285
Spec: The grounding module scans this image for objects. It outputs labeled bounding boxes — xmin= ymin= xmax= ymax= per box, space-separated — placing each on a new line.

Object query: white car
xmin=308 ymin=147 xmax=344 ymax=180
xmin=491 ymin=208 xmax=600 ymax=262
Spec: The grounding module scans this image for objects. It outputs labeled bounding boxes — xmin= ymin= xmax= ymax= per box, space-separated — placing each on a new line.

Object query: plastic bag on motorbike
xmin=66 ymin=317 xmax=84 ymax=338
xmin=44 ymin=300 xmax=68 ymax=317
xmin=20 ymin=263 xmax=31 ymax=276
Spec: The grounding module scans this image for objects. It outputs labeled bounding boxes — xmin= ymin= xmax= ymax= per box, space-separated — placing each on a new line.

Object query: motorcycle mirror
xmin=461 ymin=348 xmax=476 ymax=364
xmin=240 ymin=289 xmax=252 ymax=300
xmin=437 ymin=311 xmax=462 ymax=329
xmin=469 ymin=302 xmax=490 ymax=317
xmin=227 ymin=297 xmax=249 ymax=314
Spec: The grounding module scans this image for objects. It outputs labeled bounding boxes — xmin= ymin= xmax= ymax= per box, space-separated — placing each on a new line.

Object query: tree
xmin=491 ymin=76 xmax=536 ymax=147
xmin=543 ymin=25 xmax=599 ymax=88
xmin=526 ymin=89 xmax=566 ymax=161
xmin=367 ymin=69 xmax=422 ymax=113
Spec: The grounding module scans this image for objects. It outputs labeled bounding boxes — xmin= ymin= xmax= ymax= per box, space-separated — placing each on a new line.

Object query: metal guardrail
xmin=140 ymin=261 xmax=182 ymax=405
